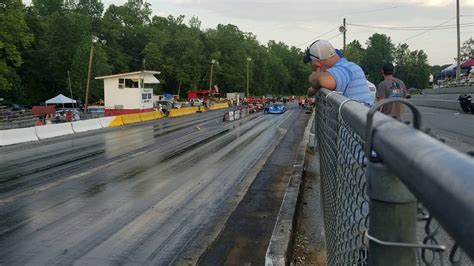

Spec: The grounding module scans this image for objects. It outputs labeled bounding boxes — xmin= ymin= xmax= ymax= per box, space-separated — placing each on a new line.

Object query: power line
xmin=398 ymin=17 xmax=457 ymax=44
xmin=347 ymin=22 xmax=473 ymax=31
xmin=341 ymin=3 xmax=417 ymax=17
xmin=295 ymin=26 xmax=340 ymax=48
xmin=327 ymin=32 xmax=342 ymax=41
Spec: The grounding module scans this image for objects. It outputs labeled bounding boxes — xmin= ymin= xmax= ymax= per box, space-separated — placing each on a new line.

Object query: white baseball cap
xmin=303 ymin=40 xmax=337 ymax=63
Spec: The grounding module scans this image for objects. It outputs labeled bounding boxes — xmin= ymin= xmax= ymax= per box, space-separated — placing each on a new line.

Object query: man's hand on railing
xmin=308 ymin=71 xmax=336 ymax=96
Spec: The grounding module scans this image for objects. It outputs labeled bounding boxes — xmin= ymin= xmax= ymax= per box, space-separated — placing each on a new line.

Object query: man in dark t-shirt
xmin=376 ymin=63 xmax=407 ymax=119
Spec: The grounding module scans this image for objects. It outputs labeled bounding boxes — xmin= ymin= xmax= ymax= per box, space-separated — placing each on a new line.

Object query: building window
xmin=118 ymin=78 xmax=140 ymax=88
xmin=125 ymin=79 xmax=139 ymax=88
xmin=142 ymin=93 xmax=152 ymax=102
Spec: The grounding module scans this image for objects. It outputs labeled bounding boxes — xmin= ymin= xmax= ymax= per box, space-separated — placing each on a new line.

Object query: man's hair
xmin=382 ymin=63 xmax=394 ymax=75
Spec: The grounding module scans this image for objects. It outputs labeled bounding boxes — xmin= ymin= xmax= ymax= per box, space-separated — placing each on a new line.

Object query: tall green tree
xmin=394 ymin=43 xmax=430 ymax=89
xmin=363 ymin=33 xmax=394 ymax=84
xmin=31 ymin=0 xmax=63 ymax=16
xmin=20 ymin=10 xmax=92 ymax=102
xmin=461 ymin=37 xmax=474 ymax=61
xmin=0 ymin=0 xmax=33 ymax=99
xmin=343 ymin=40 xmax=365 ymax=66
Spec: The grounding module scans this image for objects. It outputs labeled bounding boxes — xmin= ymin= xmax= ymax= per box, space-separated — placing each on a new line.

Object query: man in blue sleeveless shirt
xmin=304 ymin=40 xmax=374 ymax=105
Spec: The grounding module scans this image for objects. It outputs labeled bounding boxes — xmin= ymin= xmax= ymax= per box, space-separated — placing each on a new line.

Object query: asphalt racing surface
xmin=0 ymin=106 xmax=305 ymax=265
xmin=402 ymin=106 xmax=474 ymax=153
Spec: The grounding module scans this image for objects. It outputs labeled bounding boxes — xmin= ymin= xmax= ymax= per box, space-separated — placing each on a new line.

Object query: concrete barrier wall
xmin=139 ymin=112 xmax=156 ymax=122
xmin=208 ymin=103 xmax=229 ymax=110
xmin=35 ymin=123 xmax=74 ymax=140
xmin=234 ymin=110 xmax=240 ymax=120
xmin=168 ymin=107 xmax=198 ymax=118
xmin=409 ymin=99 xmax=461 ymax=111
xmin=423 ymin=86 xmax=474 ymax=95
xmin=1 ymin=112 xmax=164 ymax=146
xmin=153 ymin=111 xmax=164 ymax=119
xmin=72 ymin=119 xmax=102 ymax=133
xmin=0 ymin=127 xmax=39 ymax=146
xmin=120 ymin=114 xmax=142 ymax=124
xmin=100 ymin=116 xmax=118 ymax=128
xmin=412 ymin=94 xmax=460 ymax=101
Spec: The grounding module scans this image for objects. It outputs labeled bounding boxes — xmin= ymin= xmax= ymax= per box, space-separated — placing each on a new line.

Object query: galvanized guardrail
xmin=315 ymin=88 xmax=474 ymax=265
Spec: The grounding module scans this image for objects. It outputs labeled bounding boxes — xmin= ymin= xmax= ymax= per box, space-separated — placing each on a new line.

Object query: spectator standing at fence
xmin=376 ymin=63 xmax=407 ymax=120
xmin=304 ymin=40 xmax=373 ymax=106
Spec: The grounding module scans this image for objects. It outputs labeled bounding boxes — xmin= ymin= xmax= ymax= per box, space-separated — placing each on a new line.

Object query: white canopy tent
xmin=46 ymin=94 xmax=77 ymax=105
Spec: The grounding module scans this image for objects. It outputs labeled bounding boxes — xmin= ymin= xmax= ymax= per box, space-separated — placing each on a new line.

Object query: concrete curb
xmin=265 ymin=110 xmax=315 ymax=265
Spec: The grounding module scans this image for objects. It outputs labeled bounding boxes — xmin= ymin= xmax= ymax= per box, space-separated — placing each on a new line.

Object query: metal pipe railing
xmin=319 ymin=88 xmax=474 ymax=260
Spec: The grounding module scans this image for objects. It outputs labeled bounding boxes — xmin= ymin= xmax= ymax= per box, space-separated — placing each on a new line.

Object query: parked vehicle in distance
xmin=190 ymin=98 xmax=203 ymax=106
xmin=10 ymin=104 xmax=29 ymax=113
xmin=55 ymin=109 xmax=80 ymax=122
xmin=247 ymin=103 xmax=256 ymax=113
xmin=156 ymin=100 xmax=173 ymax=114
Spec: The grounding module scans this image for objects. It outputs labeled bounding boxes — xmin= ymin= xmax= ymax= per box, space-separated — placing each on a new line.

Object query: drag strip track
xmin=0 ymin=107 xmax=299 ymax=265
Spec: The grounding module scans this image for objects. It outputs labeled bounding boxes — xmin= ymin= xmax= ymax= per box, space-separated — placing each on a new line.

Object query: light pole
xmin=246 ymin=57 xmax=252 ymax=97
xmin=456 ymin=0 xmax=461 ymax=82
xmin=84 ymin=35 xmax=99 ymax=113
xmin=209 ymin=59 xmax=217 ymax=96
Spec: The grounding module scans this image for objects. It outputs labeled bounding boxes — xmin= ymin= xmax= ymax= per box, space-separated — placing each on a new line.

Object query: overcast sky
xmin=131 ymin=0 xmax=473 ymax=65
xmin=32 ymin=0 xmax=474 ymax=65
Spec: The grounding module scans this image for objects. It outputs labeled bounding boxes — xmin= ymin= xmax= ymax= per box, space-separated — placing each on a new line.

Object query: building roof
xmin=95 ymin=71 xmax=161 ymax=80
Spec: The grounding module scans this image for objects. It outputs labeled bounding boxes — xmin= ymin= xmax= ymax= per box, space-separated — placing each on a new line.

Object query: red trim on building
xmin=104 ymin=108 xmax=154 ymax=116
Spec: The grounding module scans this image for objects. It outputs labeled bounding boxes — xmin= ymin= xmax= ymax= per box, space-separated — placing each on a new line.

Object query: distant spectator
xmin=468 ymin=67 xmax=474 ymax=82
xmin=45 ymin=114 xmax=52 ymax=125
xmin=377 ymin=63 xmax=407 ymax=120
xmin=35 ymin=117 xmax=44 ymax=126
xmin=66 ymin=111 xmax=73 ymax=122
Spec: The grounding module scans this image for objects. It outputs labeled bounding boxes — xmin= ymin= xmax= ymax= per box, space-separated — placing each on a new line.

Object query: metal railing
xmin=0 ymin=110 xmax=37 ymax=130
xmin=315 ymin=89 xmax=474 ymax=265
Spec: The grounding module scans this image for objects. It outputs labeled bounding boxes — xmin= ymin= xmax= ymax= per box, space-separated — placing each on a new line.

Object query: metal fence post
xmin=364 ymin=98 xmax=422 ymax=265
xmin=366 ymin=161 xmax=417 ymax=266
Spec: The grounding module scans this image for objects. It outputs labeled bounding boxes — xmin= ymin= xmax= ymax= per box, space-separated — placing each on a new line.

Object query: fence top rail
xmin=318 ymin=88 xmax=474 ymax=258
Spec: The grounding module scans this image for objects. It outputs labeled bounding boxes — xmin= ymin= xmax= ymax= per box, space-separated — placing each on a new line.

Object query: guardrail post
xmin=366 ymin=161 xmax=417 ymax=266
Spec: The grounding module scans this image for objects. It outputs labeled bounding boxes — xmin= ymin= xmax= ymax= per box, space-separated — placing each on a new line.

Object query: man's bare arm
xmin=307 ymin=71 xmax=337 ymax=97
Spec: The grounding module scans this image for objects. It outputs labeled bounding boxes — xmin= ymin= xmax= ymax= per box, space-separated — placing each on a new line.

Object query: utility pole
xmin=456 ymin=0 xmax=461 ymax=82
xmin=84 ymin=35 xmax=98 ymax=113
xmin=67 ymin=70 xmax=74 ymax=109
xmin=209 ymin=59 xmax=216 ymax=96
xmin=343 ymin=18 xmax=346 ymax=51
xmin=246 ymin=57 xmax=252 ymax=97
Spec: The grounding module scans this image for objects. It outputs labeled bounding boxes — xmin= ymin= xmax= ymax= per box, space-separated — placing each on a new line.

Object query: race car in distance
xmin=265 ymin=103 xmax=286 ymax=114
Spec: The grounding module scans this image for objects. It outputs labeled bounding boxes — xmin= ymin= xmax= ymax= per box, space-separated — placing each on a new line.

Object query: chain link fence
xmin=315 ymin=89 xmax=474 ymax=265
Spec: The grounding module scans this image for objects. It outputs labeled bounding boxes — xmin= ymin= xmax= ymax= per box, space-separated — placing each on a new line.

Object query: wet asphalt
xmin=199 ymin=107 xmax=309 ymax=265
xmin=0 ymin=106 xmax=303 ymax=265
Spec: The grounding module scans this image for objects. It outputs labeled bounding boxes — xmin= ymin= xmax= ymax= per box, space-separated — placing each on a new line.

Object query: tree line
xmin=2 ymin=0 xmax=312 ymax=104
xmin=3 ymin=0 xmax=467 ymax=105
